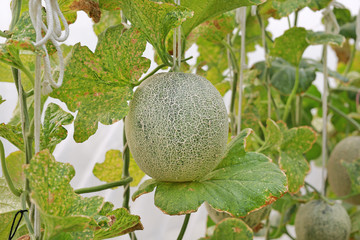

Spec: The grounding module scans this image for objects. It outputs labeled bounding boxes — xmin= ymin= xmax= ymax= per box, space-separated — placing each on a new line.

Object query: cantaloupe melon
xmin=327 ymin=136 xmax=360 ymax=205
xmin=125 ymin=72 xmax=228 ymax=182
xmin=295 ymin=200 xmax=351 ymax=240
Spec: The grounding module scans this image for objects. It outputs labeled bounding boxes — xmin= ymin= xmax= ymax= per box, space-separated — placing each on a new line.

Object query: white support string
xmin=320 ymin=3 xmax=339 ymax=196
xmin=236 ymin=7 xmax=247 ymax=135
xmin=29 ymin=0 xmax=69 ymax=237
xmin=173 ymin=0 xmax=181 ymax=69
xmin=29 ymin=0 xmax=69 ymax=94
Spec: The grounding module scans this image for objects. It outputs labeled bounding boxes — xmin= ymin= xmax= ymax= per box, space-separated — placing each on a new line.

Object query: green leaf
xmin=307 ymin=0 xmax=331 ymax=11
xmin=207 ymin=218 xmax=253 ymax=240
xmin=51 ymin=25 xmax=150 ymax=142
xmin=333 ymin=7 xmax=353 ymax=26
xmin=306 ymin=31 xmax=345 ymax=46
xmin=24 ymin=150 xmax=105 ymax=238
xmin=271 ymin=27 xmax=309 ymax=66
xmin=342 ymin=159 xmax=360 ymax=195
xmin=133 ymin=129 xmax=287 ymax=217
xmin=93 ymin=149 xmax=145 ymax=187
xmin=304 ymin=58 xmax=349 ymax=83
xmin=5 ymin=151 xmax=26 ymax=189
xmin=41 ymin=103 xmax=74 ymax=152
xmin=99 ymin=0 xmax=121 ymax=10
xmin=272 ymin=0 xmax=311 ymax=18
xmin=181 ymin=0 xmax=266 ymax=37
xmin=20 ymin=0 xmax=101 ymax=24
xmin=120 ymin=0 xmax=193 ymax=65
xmin=94 ymin=208 xmax=143 ymax=239
xmin=93 ymin=10 xmax=122 ymax=36
xmin=0 ymin=53 xmax=36 ymax=91
xmin=0 ymin=178 xmax=22 ymax=239
xmin=259 ymin=119 xmax=283 ymax=154
xmin=350 ymin=210 xmax=360 ymax=234
xmin=253 ymin=58 xmax=317 ymax=95
xmin=0 ymin=96 xmax=5 ymax=105
xmin=0 ymin=123 xmax=24 ymax=151
xmin=339 ymin=21 xmax=357 ymax=39
xmin=279 ymin=126 xmax=317 ymax=193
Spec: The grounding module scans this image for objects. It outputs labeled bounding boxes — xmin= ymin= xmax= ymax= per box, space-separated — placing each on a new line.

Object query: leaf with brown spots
xmin=132 ymin=129 xmax=287 ymax=216
xmin=279 ymin=125 xmax=317 ymax=193
xmin=0 ymin=123 xmax=24 ymax=151
xmin=69 ymin=0 xmax=101 ymax=23
xmin=40 ymin=103 xmax=74 ymax=152
xmin=200 ymin=218 xmax=253 ymax=240
xmin=51 ymin=24 xmax=150 ymax=142
xmin=120 ymin=0 xmax=193 ymax=65
xmin=24 ymin=150 xmax=105 ymax=238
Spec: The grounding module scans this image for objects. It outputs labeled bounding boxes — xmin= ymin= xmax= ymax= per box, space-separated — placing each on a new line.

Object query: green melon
xmin=295 ymin=200 xmax=351 ymax=240
xmin=205 ymin=202 xmax=271 ymax=229
xmin=125 ymin=72 xmax=228 ymax=182
xmin=327 ymin=136 xmax=360 ymax=204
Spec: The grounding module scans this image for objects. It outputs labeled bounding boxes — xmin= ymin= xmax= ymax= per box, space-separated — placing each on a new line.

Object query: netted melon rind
xmin=125 ymin=72 xmax=229 ymax=182
xmin=295 ymin=200 xmax=351 ymax=240
xmin=327 ymin=136 xmax=360 ymax=205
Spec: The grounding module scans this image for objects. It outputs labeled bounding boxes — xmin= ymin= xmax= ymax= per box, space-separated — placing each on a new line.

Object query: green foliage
xmin=120 ymin=0 xmax=193 ymax=65
xmin=51 ymin=24 xmax=150 ymax=142
xmin=180 ymin=0 xmax=265 ymax=37
xmin=0 ymin=124 xmax=24 ymax=151
xmin=24 ymin=150 xmax=143 ymax=239
xmin=93 ymin=149 xmax=145 ymax=187
xmin=0 ymin=178 xmax=23 ymax=239
xmin=4 ymin=150 xmax=26 ymax=189
xmin=133 ymin=129 xmax=287 ymax=216
xmin=200 ymin=218 xmax=254 ymax=240
xmin=272 ymin=0 xmax=311 ymax=18
xmin=259 ymin=120 xmax=317 ymax=193
xmin=271 ymin=27 xmax=345 ymax=66
xmin=41 ymin=103 xmax=74 ymax=152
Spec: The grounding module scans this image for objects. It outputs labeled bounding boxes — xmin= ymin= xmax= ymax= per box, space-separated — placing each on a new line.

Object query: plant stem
xmin=122 ymin=123 xmax=131 ymax=210
xmin=74 ymin=177 xmax=133 ymax=194
xmin=294 ymin=10 xmax=299 ymax=27
xmin=222 ymin=40 xmax=239 ymax=73
xmin=9 ymin=0 xmax=22 ymax=31
xmin=21 ymin=191 xmax=34 ymax=236
xmin=0 ymin=140 xmax=22 ymax=197
xmin=344 ymin=43 xmax=356 ymax=75
xmin=0 ymin=30 xmax=10 ymax=38
xmin=287 ymin=16 xmax=291 ymax=28
xmin=303 ymin=93 xmax=360 ymax=131
xmin=176 ymin=214 xmax=191 ymax=240
xmin=12 ymin=68 xmax=33 ymax=196
xmin=304 ymin=182 xmax=334 ymax=205
xmin=135 ymin=64 xmax=167 ymax=86
xmin=282 ymin=65 xmax=300 ymax=122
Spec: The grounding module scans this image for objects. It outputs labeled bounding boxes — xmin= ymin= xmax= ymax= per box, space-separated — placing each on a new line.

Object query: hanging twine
xmin=173 ymin=0 xmax=181 ymax=69
xmin=236 ymin=7 xmax=247 ymax=134
xmin=29 ymin=0 xmax=69 ymax=95
xmin=356 ymin=8 xmax=360 ymax=51
xmin=320 ymin=3 xmax=339 ymax=196
xmin=28 ymin=0 xmax=69 ymax=238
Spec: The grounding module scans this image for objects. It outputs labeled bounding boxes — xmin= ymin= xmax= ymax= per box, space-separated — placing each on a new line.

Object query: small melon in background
xmin=125 ymin=72 xmax=229 ymax=182
xmin=295 ymin=200 xmax=351 ymax=240
xmin=327 ymin=136 xmax=360 ymax=205
xmin=205 ymin=202 xmax=271 ymax=229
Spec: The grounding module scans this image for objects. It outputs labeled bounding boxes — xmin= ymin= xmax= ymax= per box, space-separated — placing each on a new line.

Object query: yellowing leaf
xmin=93 ymin=150 xmax=145 ymax=187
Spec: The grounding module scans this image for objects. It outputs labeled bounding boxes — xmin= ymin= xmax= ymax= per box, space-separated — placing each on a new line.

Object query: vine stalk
xmin=282 ymin=65 xmax=300 ymax=121
xmin=176 ymin=214 xmax=191 ymax=240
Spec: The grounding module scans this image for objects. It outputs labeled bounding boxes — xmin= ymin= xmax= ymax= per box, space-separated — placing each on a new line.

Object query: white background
xmin=0 ymin=1 xmax=359 ymax=239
